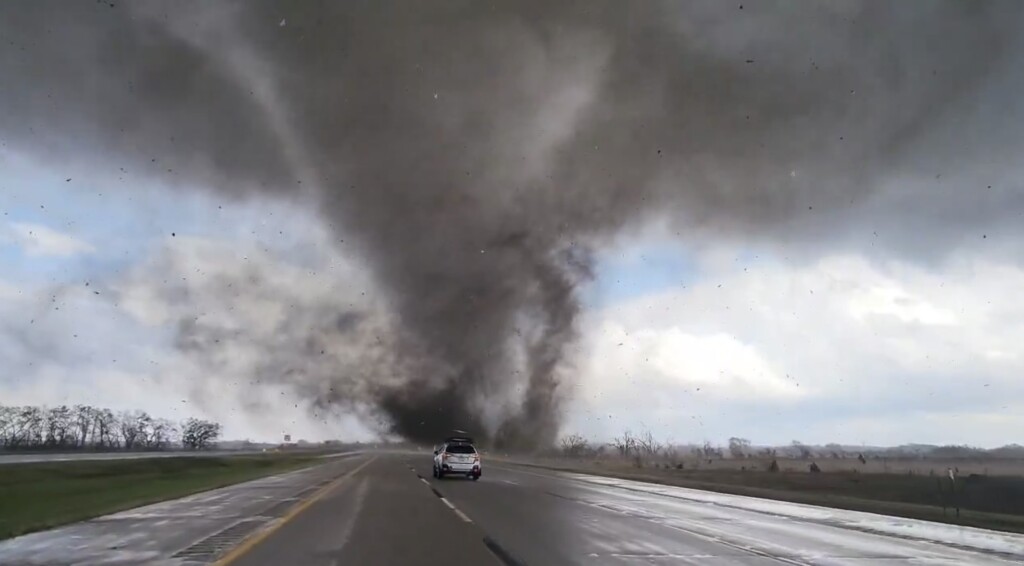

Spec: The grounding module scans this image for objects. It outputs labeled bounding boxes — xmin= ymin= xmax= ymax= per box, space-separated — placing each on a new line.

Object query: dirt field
xmin=495 ymin=454 xmax=1024 ymax=534
xmin=672 ymin=455 xmax=1024 ymax=477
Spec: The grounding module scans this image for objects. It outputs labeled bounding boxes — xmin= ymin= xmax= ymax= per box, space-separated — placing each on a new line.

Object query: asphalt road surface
xmin=2 ymin=452 xmax=1023 ymax=565
xmin=228 ymin=454 xmax=1024 ymax=566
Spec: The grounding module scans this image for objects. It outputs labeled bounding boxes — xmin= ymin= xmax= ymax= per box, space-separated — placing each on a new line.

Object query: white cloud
xmin=7 ymin=222 xmax=96 ymax=257
xmin=581 ymin=323 xmax=801 ymax=401
xmin=848 ymin=284 xmax=957 ymax=325
xmin=0 ymin=279 xmax=23 ymax=301
xmin=565 ymin=253 xmax=1024 ymax=446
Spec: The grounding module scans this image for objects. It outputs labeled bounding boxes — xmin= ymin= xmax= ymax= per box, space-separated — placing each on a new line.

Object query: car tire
xmin=432 ymin=466 xmax=438 ymax=478
xmin=471 ymin=475 xmax=480 ymax=481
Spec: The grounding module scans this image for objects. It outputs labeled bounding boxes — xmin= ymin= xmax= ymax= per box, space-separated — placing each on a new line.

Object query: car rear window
xmin=445 ymin=444 xmax=476 ymax=454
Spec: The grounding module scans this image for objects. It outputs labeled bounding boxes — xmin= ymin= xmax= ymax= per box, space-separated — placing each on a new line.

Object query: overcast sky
xmin=3 ymin=1 xmax=1024 ymax=447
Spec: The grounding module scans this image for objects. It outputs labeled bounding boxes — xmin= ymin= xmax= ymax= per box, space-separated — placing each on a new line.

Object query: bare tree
xmin=181 ymin=418 xmax=221 ymax=450
xmin=662 ymin=443 xmax=680 ymax=464
xmin=0 ymin=406 xmax=52 ymax=448
xmin=135 ymin=411 xmax=153 ymax=447
xmin=696 ymin=441 xmax=723 ymax=460
xmin=73 ymin=405 xmax=95 ymax=448
xmin=45 ymin=405 xmax=73 ymax=448
xmin=560 ymin=433 xmax=589 ymax=458
xmin=792 ymin=440 xmax=812 ymax=459
xmin=728 ymin=437 xmax=751 ymax=459
xmin=0 ymin=406 xmax=16 ymax=448
xmin=118 ymin=410 xmax=151 ymax=450
xmin=17 ymin=406 xmax=45 ymax=448
xmin=0 ymin=405 xmax=211 ymax=452
xmin=94 ymin=408 xmax=118 ymax=449
xmin=613 ymin=430 xmax=637 ymax=458
xmin=636 ymin=430 xmax=661 ymax=457
xmin=147 ymin=418 xmax=178 ymax=449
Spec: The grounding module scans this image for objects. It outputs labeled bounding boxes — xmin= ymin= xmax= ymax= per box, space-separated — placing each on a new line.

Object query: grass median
xmin=0 ymin=453 xmax=324 ymax=540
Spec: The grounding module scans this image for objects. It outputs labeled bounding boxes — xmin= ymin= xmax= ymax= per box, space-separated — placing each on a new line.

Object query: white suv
xmin=433 ymin=437 xmax=481 ymax=480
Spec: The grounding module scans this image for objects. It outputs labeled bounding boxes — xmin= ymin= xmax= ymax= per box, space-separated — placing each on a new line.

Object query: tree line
xmin=0 ymin=404 xmax=221 ymax=451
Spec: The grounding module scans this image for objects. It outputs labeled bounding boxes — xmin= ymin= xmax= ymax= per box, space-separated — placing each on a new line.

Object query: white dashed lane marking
xmin=409 ymin=465 xmax=475 ymax=524
xmin=439 ymin=497 xmax=473 ymax=523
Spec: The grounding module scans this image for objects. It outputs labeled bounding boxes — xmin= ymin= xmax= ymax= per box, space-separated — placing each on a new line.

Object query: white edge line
xmin=419 ymin=478 xmax=473 ymax=523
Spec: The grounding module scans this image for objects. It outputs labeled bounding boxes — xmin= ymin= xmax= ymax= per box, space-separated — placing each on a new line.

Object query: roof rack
xmin=444 ymin=436 xmax=474 ymax=445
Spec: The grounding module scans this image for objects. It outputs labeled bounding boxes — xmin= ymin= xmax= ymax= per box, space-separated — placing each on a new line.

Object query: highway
xmin=1 ymin=452 xmax=1022 ymax=565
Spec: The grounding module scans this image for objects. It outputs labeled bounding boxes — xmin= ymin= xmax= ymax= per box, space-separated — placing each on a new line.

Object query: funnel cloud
xmin=2 ymin=1 xmax=1022 ymax=447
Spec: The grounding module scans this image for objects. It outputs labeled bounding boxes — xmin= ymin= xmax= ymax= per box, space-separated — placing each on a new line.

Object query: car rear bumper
xmin=442 ymin=463 xmax=481 ymax=475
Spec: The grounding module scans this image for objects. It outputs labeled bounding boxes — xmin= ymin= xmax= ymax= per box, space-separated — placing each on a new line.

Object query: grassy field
xmin=501 ymin=456 xmax=1024 ymax=534
xmin=0 ymin=453 xmax=322 ymax=540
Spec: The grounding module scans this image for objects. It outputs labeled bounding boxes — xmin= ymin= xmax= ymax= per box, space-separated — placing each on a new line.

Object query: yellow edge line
xmin=214 ymin=455 xmax=377 ymax=566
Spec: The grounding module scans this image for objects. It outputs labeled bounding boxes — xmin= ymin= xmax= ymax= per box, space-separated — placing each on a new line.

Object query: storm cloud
xmin=2 ymin=1 xmax=1023 ymax=447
